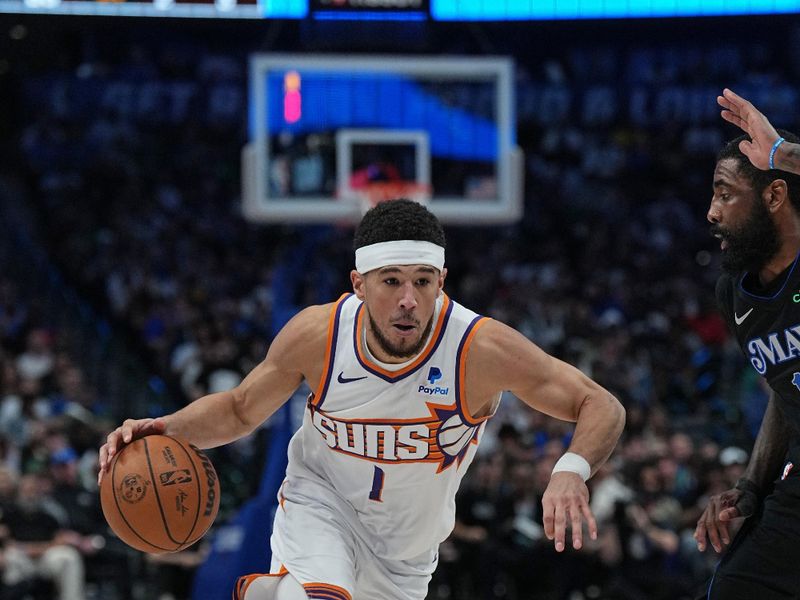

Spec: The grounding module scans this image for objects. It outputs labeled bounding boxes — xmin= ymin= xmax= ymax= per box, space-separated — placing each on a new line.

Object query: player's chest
xmin=323 ymin=363 xmax=455 ymax=417
xmin=734 ymin=298 xmax=800 ymax=381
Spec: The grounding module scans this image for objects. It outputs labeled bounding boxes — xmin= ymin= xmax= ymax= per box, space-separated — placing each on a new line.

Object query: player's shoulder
xmin=276 ymin=297 xmax=350 ymax=352
xmin=287 ymin=300 xmax=341 ymax=337
xmin=715 ymin=271 xmax=735 ymax=296
xmin=463 ymin=316 xmax=523 ymax=362
xmin=714 ymin=272 xmax=738 ymax=324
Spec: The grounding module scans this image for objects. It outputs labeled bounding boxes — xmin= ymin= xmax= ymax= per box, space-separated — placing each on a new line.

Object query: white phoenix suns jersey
xmin=282 ymin=292 xmax=496 ymax=560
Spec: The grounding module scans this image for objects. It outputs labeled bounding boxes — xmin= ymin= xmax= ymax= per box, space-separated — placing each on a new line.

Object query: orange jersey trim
xmin=311 ymin=294 xmax=352 ymax=407
xmin=303 ymin=582 xmax=352 ymax=600
xmin=233 ymin=567 xmax=288 ymax=600
xmin=354 ymin=294 xmax=452 ymax=381
xmin=456 ymin=316 xmax=492 ymax=426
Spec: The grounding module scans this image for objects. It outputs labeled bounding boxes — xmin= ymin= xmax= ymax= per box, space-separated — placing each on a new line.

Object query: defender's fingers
xmin=704 ymin=510 xmax=724 ymax=553
xmin=739 ymin=139 xmax=757 ymax=157
xmin=722 ymin=88 xmax=748 ymax=109
xmin=694 ymin=518 xmax=708 ymax=552
xmin=717 ymin=95 xmax=736 ymax=111
xmin=720 ymin=109 xmax=747 ymax=130
xmin=719 ymin=506 xmax=741 ymax=523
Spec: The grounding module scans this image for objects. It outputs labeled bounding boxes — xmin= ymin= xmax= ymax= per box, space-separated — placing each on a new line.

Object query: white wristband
xmin=552 ymin=452 xmax=591 ymax=482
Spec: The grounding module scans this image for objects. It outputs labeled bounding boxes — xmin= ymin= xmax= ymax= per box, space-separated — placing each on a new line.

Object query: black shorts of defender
xmin=705 ymin=464 xmax=800 ymax=600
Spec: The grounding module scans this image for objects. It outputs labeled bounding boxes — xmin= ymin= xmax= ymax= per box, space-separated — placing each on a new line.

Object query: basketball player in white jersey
xmin=99 ymin=199 xmax=626 ymax=600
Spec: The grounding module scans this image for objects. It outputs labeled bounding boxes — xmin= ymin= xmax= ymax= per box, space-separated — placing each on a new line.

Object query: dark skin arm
xmin=694 ymin=391 xmax=791 ymax=552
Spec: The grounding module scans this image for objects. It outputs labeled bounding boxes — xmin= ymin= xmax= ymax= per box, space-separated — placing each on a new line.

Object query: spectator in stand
xmin=2 ymin=473 xmax=86 ymax=600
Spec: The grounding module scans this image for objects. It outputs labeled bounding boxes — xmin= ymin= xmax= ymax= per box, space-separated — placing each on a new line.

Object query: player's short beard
xmin=368 ymin=311 xmax=434 ymax=359
xmin=711 ymin=198 xmax=780 ymax=275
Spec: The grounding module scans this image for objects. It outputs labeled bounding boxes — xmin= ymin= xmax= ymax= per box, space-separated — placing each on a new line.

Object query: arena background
xmin=1 ymin=3 xmax=799 ymax=599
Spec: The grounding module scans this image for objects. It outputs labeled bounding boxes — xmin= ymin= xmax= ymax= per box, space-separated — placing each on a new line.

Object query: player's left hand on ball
xmin=541 ymin=471 xmax=597 ymax=552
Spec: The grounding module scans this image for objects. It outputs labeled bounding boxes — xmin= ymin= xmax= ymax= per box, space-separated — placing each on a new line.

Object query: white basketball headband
xmin=355 ymin=240 xmax=445 ymax=274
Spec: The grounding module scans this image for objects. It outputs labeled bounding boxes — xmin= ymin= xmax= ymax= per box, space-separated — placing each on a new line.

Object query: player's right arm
xmin=98 ymin=303 xmax=330 ymax=485
xmin=718 ymin=88 xmax=800 ymax=173
xmin=694 ymin=391 xmax=790 ymax=552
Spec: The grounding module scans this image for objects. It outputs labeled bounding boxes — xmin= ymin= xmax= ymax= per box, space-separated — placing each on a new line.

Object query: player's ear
xmin=351 ymin=270 xmax=366 ymax=300
xmin=438 ymin=268 xmax=447 ymax=295
xmin=765 ymin=179 xmax=788 ymax=213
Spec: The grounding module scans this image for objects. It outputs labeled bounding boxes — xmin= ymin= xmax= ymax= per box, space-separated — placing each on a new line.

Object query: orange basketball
xmin=100 ymin=434 xmax=220 ymax=554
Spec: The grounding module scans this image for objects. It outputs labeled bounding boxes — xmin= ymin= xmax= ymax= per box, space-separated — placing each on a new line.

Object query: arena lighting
xmin=432 ymin=0 xmax=800 ymax=20
xmin=4 ymin=0 xmax=799 ymax=19
xmin=283 ymin=71 xmax=302 ymax=125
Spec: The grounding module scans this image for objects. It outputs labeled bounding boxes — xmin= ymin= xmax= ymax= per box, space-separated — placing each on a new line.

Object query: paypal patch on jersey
xmin=419 ymin=366 xmax=448 ymax=395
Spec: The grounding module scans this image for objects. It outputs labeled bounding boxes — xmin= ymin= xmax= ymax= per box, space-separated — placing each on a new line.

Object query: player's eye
xmin=383 ymin=278 xmax=399 ymax=286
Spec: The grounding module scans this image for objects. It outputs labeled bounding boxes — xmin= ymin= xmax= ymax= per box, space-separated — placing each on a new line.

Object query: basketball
xmin=100 ymin=434 xmax=220 ymax=554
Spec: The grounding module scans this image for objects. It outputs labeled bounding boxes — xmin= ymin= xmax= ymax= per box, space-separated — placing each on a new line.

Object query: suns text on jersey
xmin=312 ymin=409 xmax=431 ymax=460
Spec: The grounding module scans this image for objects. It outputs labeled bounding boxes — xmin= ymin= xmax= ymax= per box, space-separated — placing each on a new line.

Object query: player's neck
xmin=363 ymin=331 xmax=419 ymax=367
xmin=758 ymin=231 xmax=800 ymax=285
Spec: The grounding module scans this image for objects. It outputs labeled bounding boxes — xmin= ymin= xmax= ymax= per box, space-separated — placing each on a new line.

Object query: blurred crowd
xmin=4 ymin=16 xmax=800 ymax=600
xmin=0 ymin=276 xmax=131 ymax=599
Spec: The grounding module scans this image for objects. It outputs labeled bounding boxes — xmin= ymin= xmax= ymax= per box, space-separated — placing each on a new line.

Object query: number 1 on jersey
xmin=369 ymin=466 xmax=385 ymax=502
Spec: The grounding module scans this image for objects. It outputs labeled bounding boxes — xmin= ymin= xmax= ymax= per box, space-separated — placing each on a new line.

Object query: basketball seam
xmin=162 ymin=434 xmax=203 ymax=546
xmin=111 ymin=440 xmax=175 ymax=553
xmin=144 ymin=437 xmax=183 ymax=549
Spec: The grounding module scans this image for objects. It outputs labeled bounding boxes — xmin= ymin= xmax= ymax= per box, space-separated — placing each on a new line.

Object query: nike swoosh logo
xmin=337 ymin=371 xmax=367 ymax=384
xmin=734 ymin=308 xmax=754 ymax=325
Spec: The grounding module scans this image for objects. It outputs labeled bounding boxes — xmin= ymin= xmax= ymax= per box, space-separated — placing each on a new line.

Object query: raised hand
xmin=717 ymin=88 xmax=781 ymax=170
xmin=541 ymin=471 xmax=598 ymax=552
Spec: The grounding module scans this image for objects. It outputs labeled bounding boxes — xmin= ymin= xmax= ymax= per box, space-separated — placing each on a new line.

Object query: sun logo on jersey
xmin=431 ymin=404 xmax=481 ymax=471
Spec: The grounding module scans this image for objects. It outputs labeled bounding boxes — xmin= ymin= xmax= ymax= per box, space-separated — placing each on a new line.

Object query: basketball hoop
xmin=353 ymin=181 xmax=432 ymax=215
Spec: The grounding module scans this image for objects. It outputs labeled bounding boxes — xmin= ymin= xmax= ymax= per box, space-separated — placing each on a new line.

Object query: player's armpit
xmin=232 ymin=303 xmax=332 ymax=430
xmin=161 ymin=303 xmax=332 ymax=449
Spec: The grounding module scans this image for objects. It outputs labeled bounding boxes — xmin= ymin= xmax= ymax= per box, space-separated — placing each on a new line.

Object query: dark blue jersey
xmin=716 ymin=253 xmax=800 ymax=437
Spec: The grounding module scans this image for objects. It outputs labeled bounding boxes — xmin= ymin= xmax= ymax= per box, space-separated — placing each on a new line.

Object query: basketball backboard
xmin=242 ymin=54 xmax=522 ymax=225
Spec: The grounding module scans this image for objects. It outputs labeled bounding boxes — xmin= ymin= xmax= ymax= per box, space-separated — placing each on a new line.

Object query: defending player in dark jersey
xmin=696 ymin=127 xmax=800 ymax=598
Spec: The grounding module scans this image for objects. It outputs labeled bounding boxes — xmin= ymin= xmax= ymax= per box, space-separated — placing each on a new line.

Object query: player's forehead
xmin=713 ymin=158 xmax=751 ymax=190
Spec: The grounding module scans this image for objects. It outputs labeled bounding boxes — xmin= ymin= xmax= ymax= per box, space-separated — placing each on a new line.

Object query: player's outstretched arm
xmin=98 ymin=303 xmax=330 ymax=485
xmin=718 ymin=88 xmax=800 ymax=173
xmin=694 ymin=392 xmax=790 ymax=552
xmin=471 ymin=321 xmax=625 ymax=553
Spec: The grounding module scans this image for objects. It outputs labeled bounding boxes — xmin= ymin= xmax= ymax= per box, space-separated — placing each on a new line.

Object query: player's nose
xmin=397 ymin=282 xmax=418 ymax=309
xmin=707 ymin=200 xmax=721 ymax=224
